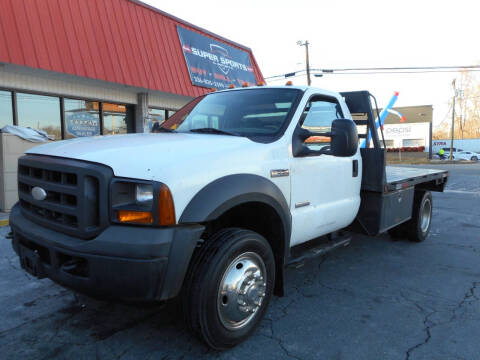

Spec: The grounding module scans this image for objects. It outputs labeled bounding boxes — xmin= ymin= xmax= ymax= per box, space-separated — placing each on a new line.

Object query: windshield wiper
xmin=189 ymin=128 xmax=240 ymax=136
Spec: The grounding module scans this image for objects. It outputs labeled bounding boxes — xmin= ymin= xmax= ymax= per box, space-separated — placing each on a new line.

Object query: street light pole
xmin=297 ymin=40 xmax=311 ymax=86
xmin=449 ymin=79 xmax=456 ymax=161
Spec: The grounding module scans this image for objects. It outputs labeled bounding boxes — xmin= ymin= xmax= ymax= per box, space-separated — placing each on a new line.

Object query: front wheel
xmin=182 ymin=228 xmax=275 ymax=350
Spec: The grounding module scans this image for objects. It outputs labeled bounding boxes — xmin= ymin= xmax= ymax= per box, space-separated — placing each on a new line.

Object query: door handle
xmin=352 ymin=160 xmax=358 ymax=177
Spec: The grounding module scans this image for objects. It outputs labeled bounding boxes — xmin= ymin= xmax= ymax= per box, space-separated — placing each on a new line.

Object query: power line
xmin=268 ymin=73 xmax=306 ymax=81
xmin=311 ymin=65 xmax=480 ymax=72
xmin=265 ymin=65 xmax=480 ymax=80
xmin=267 ymin=69 xmax=480 ymax=82
xmin=316 ymin=69 xmax=480 ymax=75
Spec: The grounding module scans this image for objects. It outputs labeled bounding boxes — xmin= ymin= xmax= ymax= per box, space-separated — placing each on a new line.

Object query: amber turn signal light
xmin=158 ymin=184 xmax=176 ymax=226
xmin=285 ymin=80 xmax=293 ymax=86
xmin=228 ymin=84 xmax=235 ymax=89
xmin=117 ymin=210 xmax=153 ymax=224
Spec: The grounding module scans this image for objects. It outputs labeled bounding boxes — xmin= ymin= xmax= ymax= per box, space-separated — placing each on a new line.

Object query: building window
xmin=103 ymin=103 xmax=128 ymax=135
xmin=382 ymin=139 xmax=394 ymax=148
xmin=403 ymin=139 xmax=425 ymax=147
xmin=3 ymin=89 xmax=138 ymax=138
xmin=148 ymin=108 xmax=166 ymax=132
xmin=64 ymin=99 xmax=101 ymax=139
xmin=0 ymin=90 xmax=13 ymax=129
xmin=17 ymin=93 xmax=61 ymax=140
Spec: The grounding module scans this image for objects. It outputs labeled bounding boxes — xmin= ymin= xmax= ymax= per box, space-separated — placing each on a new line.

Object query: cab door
xmin=289 ymin=94 xmax=361 ymax=246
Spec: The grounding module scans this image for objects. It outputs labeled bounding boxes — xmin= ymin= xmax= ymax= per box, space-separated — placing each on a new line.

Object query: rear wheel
xmin=471 ymin=156 xmax=478 ymax=161
xmin=182 ymin=228 xmax=275 ymax=350
xmin=407 ymin=190 xmax=432 ymax=242
xmin=388 ymin=190 xmax=432 ymax=242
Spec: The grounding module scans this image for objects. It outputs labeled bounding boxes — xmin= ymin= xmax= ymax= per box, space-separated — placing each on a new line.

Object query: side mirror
xmin=330 ymin=119 xmax=358 ymax=157
xmin=292 ymin=118 xmax=358 ymax=157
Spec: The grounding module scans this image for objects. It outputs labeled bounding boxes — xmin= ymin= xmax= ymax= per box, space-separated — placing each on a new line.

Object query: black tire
xmin=471 ymin=156 xmax=478 ymax=161
xmin=182 ymin=228 xmax=275 ymax=350
xmin=407 ymin=190 xmax=433 ymax=242
xmin=388 ymin=191 xmax=432 ymax=242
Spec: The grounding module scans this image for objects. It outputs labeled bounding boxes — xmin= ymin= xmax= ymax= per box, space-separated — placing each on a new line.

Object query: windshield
xmin=161 ymin=88 xmax=303 ymax=142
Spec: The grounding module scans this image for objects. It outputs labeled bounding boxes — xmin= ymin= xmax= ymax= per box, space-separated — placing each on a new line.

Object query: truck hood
xmin=26 ymin=133 xmax=258 ymax=180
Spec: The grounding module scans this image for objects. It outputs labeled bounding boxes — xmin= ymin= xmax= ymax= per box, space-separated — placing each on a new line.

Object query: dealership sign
xmin=66 ymin=113 xmax=100 ymax=137
xmin=177 ymin=26 xmax=256 ymax=89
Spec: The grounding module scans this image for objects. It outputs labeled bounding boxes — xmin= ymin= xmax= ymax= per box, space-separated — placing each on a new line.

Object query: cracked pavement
xmin=0 ymin=163 xmax=479 ymax=359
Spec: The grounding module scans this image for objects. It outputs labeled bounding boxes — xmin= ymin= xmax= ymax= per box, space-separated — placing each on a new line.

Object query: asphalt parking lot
xmin=1 ymin=163 xmax=479 ymax=360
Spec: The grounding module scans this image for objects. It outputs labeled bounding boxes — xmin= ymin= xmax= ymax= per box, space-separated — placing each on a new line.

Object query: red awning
xmin=0 ymin=0 xmax=264 ymax=98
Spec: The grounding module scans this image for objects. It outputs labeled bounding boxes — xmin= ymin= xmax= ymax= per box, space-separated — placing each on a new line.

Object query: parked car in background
xmin=442 ymin=147 xmax=463 ymax=152
xmin=442 ymin=149 xmax=479 ymax=161
xmin=452 ymin=151 xmax=479 ymax=161
xmin=442 ymin=148 xmax=463 ymax=160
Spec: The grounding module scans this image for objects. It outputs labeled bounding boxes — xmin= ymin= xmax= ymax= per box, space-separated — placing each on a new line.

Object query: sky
xmin=143 ymin=0 xmax=479 ymax=128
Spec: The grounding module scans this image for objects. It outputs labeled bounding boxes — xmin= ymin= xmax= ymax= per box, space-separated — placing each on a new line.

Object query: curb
xmin=0 ymin=219 xmax=9 ymax=227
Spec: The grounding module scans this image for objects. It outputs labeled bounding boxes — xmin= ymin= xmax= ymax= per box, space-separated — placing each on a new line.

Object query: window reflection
xmin=17 ymin=93 xmax=61 ymax=140
xmin=0 ymin=90 xmax=13 ymax=129
xmin=103 ymin=103 xmax=127 ymax=135
xmin=64 ymin=99 xmax=100 ymax=139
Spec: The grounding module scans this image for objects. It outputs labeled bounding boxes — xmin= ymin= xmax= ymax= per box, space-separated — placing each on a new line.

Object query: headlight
xmin=111 ymin=180 xmax=175 ymax=226
xmin=135 ymin=184 xmax=153 ymax=205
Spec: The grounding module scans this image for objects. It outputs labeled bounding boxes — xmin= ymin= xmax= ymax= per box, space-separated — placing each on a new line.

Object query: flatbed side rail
xmin=386 ymin=167 xmax=449 ymax=192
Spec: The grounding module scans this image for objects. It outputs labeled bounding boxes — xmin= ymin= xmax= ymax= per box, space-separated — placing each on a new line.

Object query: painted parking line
xmin=444 ymin=189 xmax=480 ymax=195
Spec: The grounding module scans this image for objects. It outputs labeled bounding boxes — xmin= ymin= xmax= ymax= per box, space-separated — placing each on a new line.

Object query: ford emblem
xmin=31 ymin=187 xmax=47 ymax=201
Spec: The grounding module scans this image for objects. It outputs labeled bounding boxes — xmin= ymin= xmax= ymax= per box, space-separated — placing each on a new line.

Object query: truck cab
xmin=9 ymin=85 xmax=447 ymax=349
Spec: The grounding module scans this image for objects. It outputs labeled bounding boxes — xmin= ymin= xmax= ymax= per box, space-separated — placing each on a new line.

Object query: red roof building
xmin=0 ymin=0 xmax=264 ymax=138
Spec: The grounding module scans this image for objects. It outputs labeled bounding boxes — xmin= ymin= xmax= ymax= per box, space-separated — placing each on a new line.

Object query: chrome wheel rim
xmin=217 ymin=252 xmax=267 ymax=330
xmin=420 ymin=198 xmax=432 ymax=233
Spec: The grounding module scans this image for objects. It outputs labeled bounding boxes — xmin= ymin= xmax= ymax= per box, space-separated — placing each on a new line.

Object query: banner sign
xmin=177 ymin=26 xmax=257 ymax=89
xmin=66 ymin=113 xmax=100 ymax=137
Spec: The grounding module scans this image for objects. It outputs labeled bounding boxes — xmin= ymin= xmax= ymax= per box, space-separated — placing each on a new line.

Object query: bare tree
xmin=433 ymin=70 xmax=480 ymax=139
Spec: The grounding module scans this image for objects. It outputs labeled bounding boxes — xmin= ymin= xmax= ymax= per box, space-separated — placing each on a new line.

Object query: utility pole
xmin=297 ymin=40 xmax=311 ymax=86
xmin=449 ymin=79 xmax=456 ymax=160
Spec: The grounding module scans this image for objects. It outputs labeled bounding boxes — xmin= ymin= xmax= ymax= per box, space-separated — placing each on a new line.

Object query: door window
xmin=300 ymin=98 xmax=343 ymax=151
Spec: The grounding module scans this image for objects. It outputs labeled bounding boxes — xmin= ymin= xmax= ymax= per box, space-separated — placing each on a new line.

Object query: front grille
xmin=18 ymin=155 xmax=113 ymax=239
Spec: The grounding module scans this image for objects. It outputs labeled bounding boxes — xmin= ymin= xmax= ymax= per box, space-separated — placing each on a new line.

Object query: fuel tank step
xmin=287 ymin=234 xmax=351 ymax=267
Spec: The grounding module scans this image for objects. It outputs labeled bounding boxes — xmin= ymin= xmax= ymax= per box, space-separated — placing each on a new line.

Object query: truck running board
xmin=287 ymin=234 xmax=351 ymax=268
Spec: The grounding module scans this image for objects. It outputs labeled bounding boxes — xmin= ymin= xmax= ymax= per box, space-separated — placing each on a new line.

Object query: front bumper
xmin=9 ymin=204 xmax=204 ymax=301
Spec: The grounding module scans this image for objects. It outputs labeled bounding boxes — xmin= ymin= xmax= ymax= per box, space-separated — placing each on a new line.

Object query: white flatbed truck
xmin=10 ymin=86 xmax=448 ymax=349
